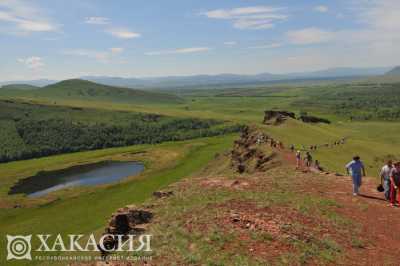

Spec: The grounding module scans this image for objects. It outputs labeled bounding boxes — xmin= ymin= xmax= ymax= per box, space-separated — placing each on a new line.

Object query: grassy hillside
xmin=0 ymin=99 xmax=241 ymax=162
xmin=0 ymin=79 xmax=183 ymax=104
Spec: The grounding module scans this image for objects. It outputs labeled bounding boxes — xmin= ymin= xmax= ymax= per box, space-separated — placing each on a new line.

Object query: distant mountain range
xmin=385 ymin=66 xmax=400 ymax=76
xmin=83 ymin=67 xmax=393 ymax=88
xmin=0 ymin=66 xmax=395 ymax=89
xmin=0 ymin=79 xmax=56 ymax=87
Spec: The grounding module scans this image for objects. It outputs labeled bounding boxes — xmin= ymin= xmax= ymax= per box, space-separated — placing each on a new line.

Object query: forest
xmin=0 ymin=100 xmax=242 ymax=163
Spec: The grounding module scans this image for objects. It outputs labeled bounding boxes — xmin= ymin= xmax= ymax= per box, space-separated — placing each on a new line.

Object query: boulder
xmin=153 ymin=190 xmax=174 ymax=198
xmin=263 ymin=110 xmax=296 ymax=125
xmin=106 ymin=207 xmax=153 ymax=235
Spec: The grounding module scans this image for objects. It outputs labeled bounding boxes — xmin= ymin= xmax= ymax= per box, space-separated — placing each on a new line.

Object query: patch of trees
xmin=299 ymin=115 xmax=331 ymax=124
xmin=0 ymin=118 xmax=243 ymax=163
xmin=293 ymin=83 xmax=400 ymax=121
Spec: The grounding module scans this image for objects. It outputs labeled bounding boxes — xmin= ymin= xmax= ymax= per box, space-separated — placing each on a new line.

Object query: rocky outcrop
xmin=98 ymin=205 xmax=153 ymax=257
xmin=105 ymin=206 xmax=153 ymax=235
xmin=263 ymin=110 xmax=296 ymax=125
xmin=153 ymin=190 xmax=174 ymax=198
xmin=231 ymin=126 xmax=280 ymax=173
xmin=299 ymin=115 xmax=331 ymax=124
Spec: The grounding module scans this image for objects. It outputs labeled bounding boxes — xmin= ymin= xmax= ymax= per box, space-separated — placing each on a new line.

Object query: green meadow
xmin=1 ymin=79 xmax=400 ymax=264
xmin=0 ymin=134 xmax=237 ymax=265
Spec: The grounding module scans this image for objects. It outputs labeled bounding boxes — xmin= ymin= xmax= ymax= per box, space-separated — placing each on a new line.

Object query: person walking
xmin=290 ymin=144 xmax=295 ymax=152
xmin=390 ymin=162 xmax=400 ymax=207
xmin=296 ymin=150 xmax=301 ymax=169
xmin=345 ymin=156 xmax=366 ymax=196
xmin=380 ymin=160 xmax=394 ymax=201
xmin=305 ymin=152 xmax=313 ymax=168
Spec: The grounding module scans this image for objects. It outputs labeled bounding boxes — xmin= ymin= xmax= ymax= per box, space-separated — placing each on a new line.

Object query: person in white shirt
xmin=380 ymin=160 xmax=394 ymax=201
xmin=346 ymin=156 xmax=366 ymax=196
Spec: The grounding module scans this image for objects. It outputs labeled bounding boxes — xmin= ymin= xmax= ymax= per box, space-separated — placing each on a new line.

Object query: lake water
xmin=8 ymin=161 xmax=144 ymax=198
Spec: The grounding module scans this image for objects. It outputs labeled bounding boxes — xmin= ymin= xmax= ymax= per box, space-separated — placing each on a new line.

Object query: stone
xmin=153 ymin=191 xmax=174 ymax=198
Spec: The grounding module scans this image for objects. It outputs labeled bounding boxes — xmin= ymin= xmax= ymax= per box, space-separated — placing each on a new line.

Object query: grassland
xmin=2 ymin=81 xmax=399 ymax=173
xmin=0 ymin=134 xmax=237 ymax=265
xmin=1 ymin=79 xmax=399 ymax=265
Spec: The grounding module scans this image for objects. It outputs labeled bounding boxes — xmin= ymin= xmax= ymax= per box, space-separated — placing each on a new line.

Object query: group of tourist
xmin=281 ymin=141 xmax=399 ymax=205
xmin=294 ymin=149 xmax=318 ymax=170
xmin=345 ymin=157 xmax=400 ymax=206
xmin=290 ymin=144 xmax=322 ymax=171
xmin=379 ymin=160 xmax=400 ymax=207
xmin=256 ymin=134 xmax=284 ymax=149
xmin=308 ymin=138 xmax=346 ymax=151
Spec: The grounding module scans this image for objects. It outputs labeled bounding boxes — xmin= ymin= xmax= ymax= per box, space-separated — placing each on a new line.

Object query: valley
xmin=1 ymin=77 xmax=400 ymax=265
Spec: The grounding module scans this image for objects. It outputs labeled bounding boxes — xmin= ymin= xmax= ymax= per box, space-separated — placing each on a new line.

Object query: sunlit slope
xmin=262 ymin=118 xmax=400 ymax=174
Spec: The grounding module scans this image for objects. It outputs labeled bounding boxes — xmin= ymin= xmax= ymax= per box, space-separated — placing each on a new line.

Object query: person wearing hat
xmin=345 ymin=156 xmax=366 ymax=196
xmin=380 ymin=160 xmax=394 ymax=201
xmin=389 ymin=162 xmax=400 ymax=207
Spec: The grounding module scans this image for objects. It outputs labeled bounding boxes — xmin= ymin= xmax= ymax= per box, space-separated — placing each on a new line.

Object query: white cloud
xmin=18 ymin=20 xmax=55 ymax=31
xmin=17 ymin=56 xmax=44 ymax=69
xmin=63 ymin=49 xmax=111 ymax=62
xmin=314 ymin=5 xmax=329 ymax=13
xmin=203 ymin=6 xmax=287 ymax=30
xmin=145 ymin=47 xmax=211 ymax=56
xmin=84 ymin=17 xmax=140 ymax=40
xmin=287 ymin=27 xmax=335 ymax=45
xmin=110 ymin=47 xmax=124 ymax=54
xmin=106 ymin=28 xmax=141 ymax=39
xmin=85 ymin=16 xmax=110 ymax=25
xmin=63 ymin=48 xmax=124 ymax=63
xmin=0 ymin=0 xmax=58 ymax=34
xmin=233 ymin=19 xmax=274 ymax=30
xmin=224 ymin=41 xmax=237 ymax=46
xmin=249 ymin=43 xmax=282 ymax=49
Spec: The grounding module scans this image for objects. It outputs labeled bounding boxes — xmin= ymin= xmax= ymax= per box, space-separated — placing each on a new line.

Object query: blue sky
xmin=0 ymin=0 xmax=399 ymax=81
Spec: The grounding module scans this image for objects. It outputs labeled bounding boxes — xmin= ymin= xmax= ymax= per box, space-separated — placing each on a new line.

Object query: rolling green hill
xmin=0 ymin=79 xmax=183 ymax=104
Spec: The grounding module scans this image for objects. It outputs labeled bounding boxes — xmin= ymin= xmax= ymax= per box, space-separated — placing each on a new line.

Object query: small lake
xmin=8 ymin=161 xmax=144 ymax=198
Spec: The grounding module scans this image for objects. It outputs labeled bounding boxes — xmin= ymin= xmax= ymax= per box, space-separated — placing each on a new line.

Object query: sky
xmin=0 ymin=0 xmax=399 ymax=81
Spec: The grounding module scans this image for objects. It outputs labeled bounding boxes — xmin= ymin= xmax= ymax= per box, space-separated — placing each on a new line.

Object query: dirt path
xmin=283 ymin=149 xmax=400 ymax=265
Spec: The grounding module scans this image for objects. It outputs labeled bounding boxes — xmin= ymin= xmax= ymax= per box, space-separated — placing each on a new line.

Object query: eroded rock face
xmin=231 ymin=126 xmax=280 ymax=173
xmin=263 ymin=110 xmax=296 ymax=125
